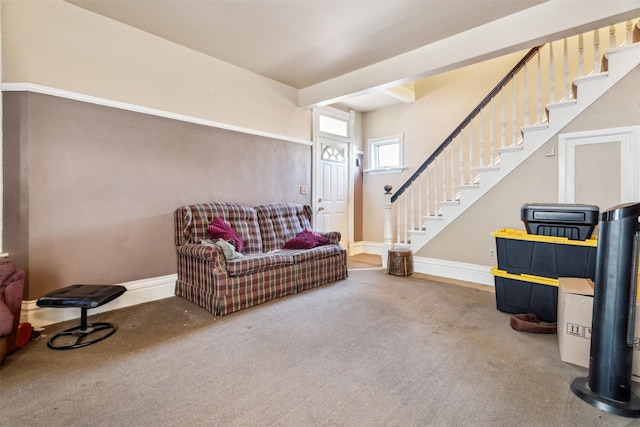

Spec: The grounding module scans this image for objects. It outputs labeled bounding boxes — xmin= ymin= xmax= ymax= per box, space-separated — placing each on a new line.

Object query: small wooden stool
xmin=387 ymin=248 xmax=413 ymax=276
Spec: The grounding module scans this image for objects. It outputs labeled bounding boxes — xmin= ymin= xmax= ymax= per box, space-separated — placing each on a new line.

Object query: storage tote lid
xmin=491 ymin=228 xmax=598 ymax=246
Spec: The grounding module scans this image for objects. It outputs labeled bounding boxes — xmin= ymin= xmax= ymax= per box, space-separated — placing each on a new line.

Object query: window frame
xmin=366 ymin=133 xmax=405 ymax=174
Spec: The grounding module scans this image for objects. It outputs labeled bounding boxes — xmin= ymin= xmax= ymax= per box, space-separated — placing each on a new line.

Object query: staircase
xmin=385 ymin=20 xmax=640 ymax=258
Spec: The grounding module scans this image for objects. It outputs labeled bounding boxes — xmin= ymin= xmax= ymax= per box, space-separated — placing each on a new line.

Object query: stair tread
xmin=521 ymin=123 xmax=548 ymax=132
xmin=547 ymin=99 xmax=577 ymax=109
xmin=477 ymin=165 xmax=500 ymax=171
xmin=499 ymin=145 xmax=523 ymax=153
xmin=573 ymin=71 xmax=609 ymax=84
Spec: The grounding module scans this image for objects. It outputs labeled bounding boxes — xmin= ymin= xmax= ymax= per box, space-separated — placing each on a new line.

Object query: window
xmin=321 ymin=144 xmax=346 ymax=163
xmin=318 ymin=114 xmax=349 ymax=138
xmin=367 ymin=133 xmax=404 ymax=174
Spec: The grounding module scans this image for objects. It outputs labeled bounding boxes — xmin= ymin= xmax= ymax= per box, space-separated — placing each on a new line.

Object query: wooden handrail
xmin=390 ymin=46 xmax=542 ymax=203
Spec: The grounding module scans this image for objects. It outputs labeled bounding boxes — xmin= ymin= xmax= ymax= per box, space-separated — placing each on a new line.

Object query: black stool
xmin=37 ymin=284 xmax=126 ymax=350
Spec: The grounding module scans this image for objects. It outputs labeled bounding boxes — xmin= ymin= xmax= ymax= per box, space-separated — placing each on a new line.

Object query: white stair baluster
xmin=395 ymin=195 xmax=400 ymax=244
xmin=459 ymin=129 xmax=465 ymax=186
xmin=433 ymin=157 xmax=439 ymax=213
xmin=578 ymin=33 xmax=584 ymax=76
xmin=403 ymin=193 xmax=408 ymax=244
xmin=450 ymin=141 xmax=456 ymax=200
xmin=512 ymin=77 xmax=518 ymax=145
xmin=469 ymin=120 xmax=475 ymax=181
xmin=536 ymin=52 xmax=542 ymax=124
xmin=410 ymin=179 xmax=415 ymax=232
xmin=563 ymin=38 xmax=569 ymax=100
xmin=442 ymin=147 xmax=447 ymax=201
xmin=489 ymin=97 xmax=495 ymax=166
xmin=418 ymin=172 xmax=422 ymax=230
xmin=609 ymin=24 xmax=616 ymax=50
xmin=549 ymin=42 xmax=555 ymax=103
xmin=478 ymin=109 xmax=484 ymax=168
xmin=500 ymin=87 xmax=506 ymax=149
xmin=523 ymin=62 xmax=530 ymax=126
xmin=425 ymin=167 xmax=430 ymax=217
xmin=593 ymin=29 xmax=600 ymax=73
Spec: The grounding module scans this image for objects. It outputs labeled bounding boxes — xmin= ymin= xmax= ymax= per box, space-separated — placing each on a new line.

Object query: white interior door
xmin=317 ymin=138 xmax=349 ymax=247
xmin=313 ymin=107 xmax=353 ymax=249
xmin=558 ymin=126 xmax=640 ymax=211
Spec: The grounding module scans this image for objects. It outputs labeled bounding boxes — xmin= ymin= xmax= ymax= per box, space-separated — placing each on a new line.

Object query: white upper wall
xmin=1 ymin=0 xmax=312 ymax=141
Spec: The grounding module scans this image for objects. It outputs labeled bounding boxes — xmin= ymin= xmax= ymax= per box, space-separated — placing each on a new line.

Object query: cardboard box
xmin=557 ymin=277 xmax=640 ymax=382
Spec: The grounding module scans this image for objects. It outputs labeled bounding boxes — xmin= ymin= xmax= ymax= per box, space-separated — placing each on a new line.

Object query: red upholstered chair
xmin=0 ymin=259 xmax=25 ymax=364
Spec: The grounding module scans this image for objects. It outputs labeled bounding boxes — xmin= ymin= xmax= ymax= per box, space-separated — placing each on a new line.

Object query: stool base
xmin=48 ymin=321 xmax=117 ymax=350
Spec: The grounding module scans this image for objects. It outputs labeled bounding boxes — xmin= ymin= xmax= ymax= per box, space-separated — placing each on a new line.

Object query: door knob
xmin=318 ymin=207 xmax=325 ymax=211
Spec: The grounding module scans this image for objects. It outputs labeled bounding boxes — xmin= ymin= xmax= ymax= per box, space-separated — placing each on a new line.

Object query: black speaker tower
xmin=571 ymin=202 xmax=640 ymax=417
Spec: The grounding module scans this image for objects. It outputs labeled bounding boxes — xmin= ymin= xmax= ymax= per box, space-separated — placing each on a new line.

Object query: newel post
xmin=381 ymin=185 xmax=394 ymax=269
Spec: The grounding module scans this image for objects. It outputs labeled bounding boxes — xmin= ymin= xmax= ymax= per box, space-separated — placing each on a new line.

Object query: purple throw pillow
xmin=283 ymin=230 xmax=329 ymax=249
xmin=283 ymin=234 xmax=317 ymax=249
xmin=207 ymin=217 xmax=243 ymax=252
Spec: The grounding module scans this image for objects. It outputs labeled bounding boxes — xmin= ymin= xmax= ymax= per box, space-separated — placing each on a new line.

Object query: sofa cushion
xmin=176 ymin=202 xmax=262 ymax=254
xmin=280 ymin=245 xmax=344 ymax=263
xmin=226 ymin=253 xmax=294 ymax=277
xmin=256 ymin=203 xmax=313 ymax=252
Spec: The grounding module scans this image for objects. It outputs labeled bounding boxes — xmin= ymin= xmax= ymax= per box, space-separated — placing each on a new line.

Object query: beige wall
xmin=2 ymin=0 xmax=311 ymax=140
xmin=3 ymin=92 xmax=312 ymax=299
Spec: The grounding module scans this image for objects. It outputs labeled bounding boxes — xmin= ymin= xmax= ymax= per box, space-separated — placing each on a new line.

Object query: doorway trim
xmin=312 ymin=106 xmax=354 ymax=252
xmin=558 ymin=126 xmax=640 ymax=203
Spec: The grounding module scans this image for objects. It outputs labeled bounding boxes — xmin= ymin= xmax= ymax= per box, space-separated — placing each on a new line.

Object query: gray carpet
xmin=1 ymin=268 xmax=639 ymax=426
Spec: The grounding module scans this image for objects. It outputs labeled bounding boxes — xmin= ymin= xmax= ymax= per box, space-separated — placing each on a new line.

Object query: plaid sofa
xmin=174 ymin=202 xmax=348 ymax=316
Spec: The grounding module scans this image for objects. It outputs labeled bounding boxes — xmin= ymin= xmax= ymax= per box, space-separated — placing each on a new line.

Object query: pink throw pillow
xmin=207 ymin=217 xmax=243 ymax=252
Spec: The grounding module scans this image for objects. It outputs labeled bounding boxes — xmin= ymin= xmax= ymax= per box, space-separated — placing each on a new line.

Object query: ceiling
xmin=65 ymin=0 xmax=550 ymax=111
xmin=66 ymin=0 xmax=548 ymax=88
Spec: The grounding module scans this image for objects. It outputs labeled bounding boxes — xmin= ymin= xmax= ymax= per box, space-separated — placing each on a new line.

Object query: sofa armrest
xmin=175 ymin=243 xmax=234 ymax=302
xmin=176 ymin=243 xmax=224 ymax=262
xmin=318 ymin=231 xmax=341 ymax=245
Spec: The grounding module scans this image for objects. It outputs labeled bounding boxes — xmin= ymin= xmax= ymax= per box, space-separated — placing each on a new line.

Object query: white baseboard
xmin=361 ymin=241 xmax=383 ymax=256
xmin=360 ymin=241 xmax=494 ymax=287
xmin=21 ymin=274 xmax=177 ymax=328
xmin=413 ymin=257 xmax=494 ymax=287
xmin=348 ymin=241 xmax=365 ymax=255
